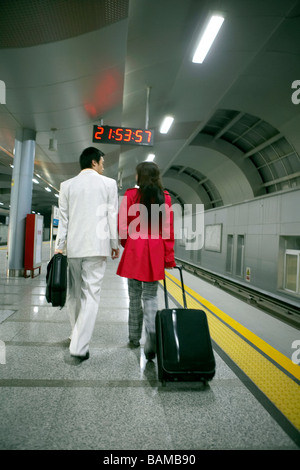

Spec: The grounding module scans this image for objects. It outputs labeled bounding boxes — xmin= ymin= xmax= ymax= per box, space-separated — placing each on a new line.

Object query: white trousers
xmin=67 ymin=256 xmax=107 ymax=356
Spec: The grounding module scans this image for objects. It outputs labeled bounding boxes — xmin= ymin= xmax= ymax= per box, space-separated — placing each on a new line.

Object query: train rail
xmin=175 ymin=257 xmax=300 ymax=330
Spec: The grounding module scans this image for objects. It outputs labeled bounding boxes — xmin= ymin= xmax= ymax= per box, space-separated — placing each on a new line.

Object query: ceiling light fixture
xmin=146 ymin=154 xmax=155 ymax=162
xmin=49 ymin=128 xmax=57 ymax=151
xmin=45 ymin=187 xmax=51 ymax=192
xmin=160 ymin=116 xmax=174 ymax=134
xmin=192 ymin=14 xmax=224 ymax=64
xmin=32 ymin=178 xmax=39 ymax=184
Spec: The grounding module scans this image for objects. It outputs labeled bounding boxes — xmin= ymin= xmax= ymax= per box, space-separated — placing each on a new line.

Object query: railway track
xmin=176 ymin=258 xmax=300 ymax=330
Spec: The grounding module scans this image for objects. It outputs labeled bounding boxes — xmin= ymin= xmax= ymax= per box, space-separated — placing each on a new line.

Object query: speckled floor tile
xmin=0 ymin=244 xmax=298 ymax=450
xmin=0 ymin=387 xmax=64 ymax=450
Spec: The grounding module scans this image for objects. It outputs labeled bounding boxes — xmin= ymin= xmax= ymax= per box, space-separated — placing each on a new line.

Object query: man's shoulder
xmin=61 ymin=172 xmax=117 ymax=190
xmin=60 ymin=175 xmax=78 ymax=188
xmin=101 ymin=174 xmax=117 ymax=186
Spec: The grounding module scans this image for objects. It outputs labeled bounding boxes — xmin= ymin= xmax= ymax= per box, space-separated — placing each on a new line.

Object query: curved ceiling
xmin=0 ymin=0 xmax=129 ymax=48
xmin=0 ymin=0 xmax=300 ymax=217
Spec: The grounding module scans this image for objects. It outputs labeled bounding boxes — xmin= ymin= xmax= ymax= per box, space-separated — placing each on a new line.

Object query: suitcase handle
xmin=163 ymin=265 xmax=187 ymax=309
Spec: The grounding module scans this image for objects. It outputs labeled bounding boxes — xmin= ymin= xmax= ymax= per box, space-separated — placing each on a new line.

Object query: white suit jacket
xmin=55 ymin=169 xmax=119 ymax=258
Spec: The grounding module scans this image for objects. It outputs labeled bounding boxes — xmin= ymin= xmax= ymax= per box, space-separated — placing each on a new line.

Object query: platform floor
xmin=0 ymin=243 xmax=299 ymax=450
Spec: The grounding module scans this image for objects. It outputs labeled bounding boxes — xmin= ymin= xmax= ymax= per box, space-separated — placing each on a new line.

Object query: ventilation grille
xmin=169 ymin=165 xmax=223 ymax=209
xmin=0 ymin=0 xmax=129 ymax=48
xmin=199 ymin=109 xmax=300 ymax=193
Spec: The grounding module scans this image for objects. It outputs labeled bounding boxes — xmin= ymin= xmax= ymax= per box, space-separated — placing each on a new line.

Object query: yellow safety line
xmin=165 ymin=273 xmax=300 ymax=380
xmin=163 ymin=272 xmax=300 ymax=431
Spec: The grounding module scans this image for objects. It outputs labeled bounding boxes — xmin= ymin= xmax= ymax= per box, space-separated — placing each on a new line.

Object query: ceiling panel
xmin=0 ymin=0 xmax=299 ymax=218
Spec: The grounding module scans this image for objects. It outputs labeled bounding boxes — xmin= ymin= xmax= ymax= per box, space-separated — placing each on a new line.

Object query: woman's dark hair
xmin=136 ymin=162 xmax=165 ymax=227
xmin=79 ymin=147 xmax=104 ymax=170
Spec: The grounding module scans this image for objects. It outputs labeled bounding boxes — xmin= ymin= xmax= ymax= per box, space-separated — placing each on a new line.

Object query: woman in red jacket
xmin=117 ymin=162 xmax=176 ymax=359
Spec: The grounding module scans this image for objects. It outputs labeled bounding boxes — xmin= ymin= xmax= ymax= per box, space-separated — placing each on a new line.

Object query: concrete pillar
xmin=7 ymin=128 xmax=36 ymax=277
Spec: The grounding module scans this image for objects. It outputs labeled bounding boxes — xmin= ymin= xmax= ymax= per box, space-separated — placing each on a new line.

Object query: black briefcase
xmin=46 ymin=253 xmax=68 ymax=308
xmin=156 ymin=265 xmax=216 ymax=386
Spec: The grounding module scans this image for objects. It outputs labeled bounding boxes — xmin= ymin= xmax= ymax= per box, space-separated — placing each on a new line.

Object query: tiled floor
xmin=0 ymin=243 xmax=298 ymax=450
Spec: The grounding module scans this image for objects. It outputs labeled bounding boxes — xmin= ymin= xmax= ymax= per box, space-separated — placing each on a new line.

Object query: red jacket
xmin=117 ymin=188 xmax=176 ymax=281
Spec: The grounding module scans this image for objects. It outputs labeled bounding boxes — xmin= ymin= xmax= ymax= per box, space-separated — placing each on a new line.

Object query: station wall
xmin=175 ymin=188 xmax=300 ymax=304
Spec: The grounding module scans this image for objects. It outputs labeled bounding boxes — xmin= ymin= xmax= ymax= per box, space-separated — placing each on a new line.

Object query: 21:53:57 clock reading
xmin=93 ymin=125 xmax=154 ymax=146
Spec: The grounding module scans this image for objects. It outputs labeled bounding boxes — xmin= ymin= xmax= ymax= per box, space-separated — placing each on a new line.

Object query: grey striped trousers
xmin=127 ymin=279 xmax=158 ymax=342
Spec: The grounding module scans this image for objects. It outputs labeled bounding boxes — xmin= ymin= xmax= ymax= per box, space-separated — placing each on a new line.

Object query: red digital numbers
xmin=94 ymin=126 xmax=104 ymax=140
xmin=124 ymin=129 xmax=132 ymax=142
xmin=145 ymin=130 xmax=152 ymax=143
xmin=135 ymin=130 xmax=142 ymax=143
xmin=93 ymin=125 xmax=153 ymax=146
xmin=114 ymin=128 xmax=123 ymax=141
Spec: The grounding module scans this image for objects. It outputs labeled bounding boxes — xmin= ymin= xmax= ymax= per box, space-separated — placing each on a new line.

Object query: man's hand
xmin=111 ymin=248 xmax=120 ymax=259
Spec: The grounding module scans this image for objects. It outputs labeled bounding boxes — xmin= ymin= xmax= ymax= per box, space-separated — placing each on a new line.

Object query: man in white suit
xmin=55 ymin=147 xmax=119 ymax=361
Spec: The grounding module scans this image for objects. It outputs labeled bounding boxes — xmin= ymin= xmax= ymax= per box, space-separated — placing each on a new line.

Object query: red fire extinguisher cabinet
xmin=24 ymin=213 xmax=44 ymax=278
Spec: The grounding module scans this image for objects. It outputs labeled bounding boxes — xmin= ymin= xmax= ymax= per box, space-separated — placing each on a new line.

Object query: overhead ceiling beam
xmin=213 ymin=112 xmax=244 ymax=140
xmin=162 ymin=2 xmax=295 ymax=178
xmin=243 ymin=133 xmax=283 ymax=159
xmin=161 ymin=121 xmax=205 ymax=176
xmin=262 ymin=172 xmax=300 ymax=187
xmin=231 ymin=118 xmax=262 ymax=144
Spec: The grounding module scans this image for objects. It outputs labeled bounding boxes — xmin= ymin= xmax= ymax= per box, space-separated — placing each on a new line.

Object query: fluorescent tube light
xmin=146 ymin=154 xmax=155 ymax=162
xmin=45 ymin=187 xmax=51 ymax=192
xmin=160 ymin=116 xmax=174 ymax=134
xmin=32 ymin=178 xmax=39 ymax=184
xmin=192 ymin=15 xmax=224 ymax=64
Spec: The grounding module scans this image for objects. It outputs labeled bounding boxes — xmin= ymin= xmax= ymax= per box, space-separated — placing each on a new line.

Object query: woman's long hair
xmin=135 ymin=162 xmax=165 ymax=228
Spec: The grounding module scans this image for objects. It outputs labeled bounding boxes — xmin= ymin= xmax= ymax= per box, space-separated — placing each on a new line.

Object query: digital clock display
xmin=93 ymin=125 xmax=154 ymax=146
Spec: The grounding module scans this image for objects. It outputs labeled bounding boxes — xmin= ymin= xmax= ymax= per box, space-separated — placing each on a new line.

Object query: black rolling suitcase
xmin=46 ymin=253 xmax=68 ymax=308
xmin=156 ymin=265 xmax=215 ymax=386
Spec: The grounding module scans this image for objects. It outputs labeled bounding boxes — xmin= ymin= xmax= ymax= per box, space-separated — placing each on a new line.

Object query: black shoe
xmin=70 ymin=351 xmax=89 ymax=362
xmin=144 ymin=333 xmax=156 ymax=360
xmin=145 ymin=351 xmax=155 ymax=361
xmin=128 ymin=340 xmax=140 ymax=349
